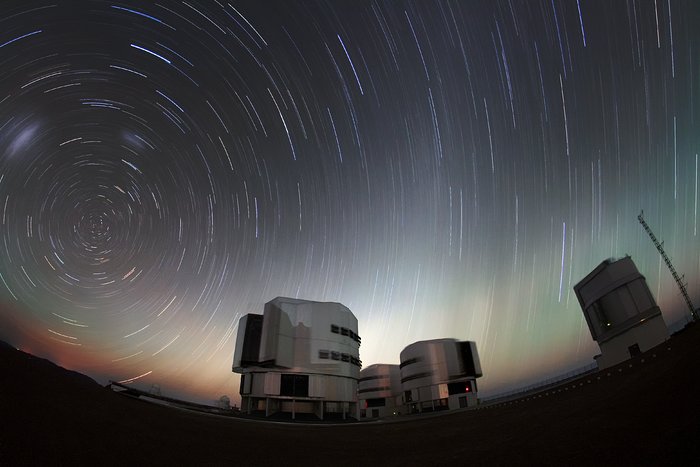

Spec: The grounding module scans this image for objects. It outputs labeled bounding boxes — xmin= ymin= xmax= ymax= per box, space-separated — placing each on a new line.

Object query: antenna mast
xmin=638 ymin=211 xmax=698 ymax=321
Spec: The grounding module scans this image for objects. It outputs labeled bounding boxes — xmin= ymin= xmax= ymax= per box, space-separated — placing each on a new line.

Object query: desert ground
xmin=2 ymin=324 xmax=699 ymax=466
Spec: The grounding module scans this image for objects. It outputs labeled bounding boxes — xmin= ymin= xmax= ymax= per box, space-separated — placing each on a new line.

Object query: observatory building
xmin=574 ymin=256 xmax=669 ymax=370
xmin=232 ymin=297 xmax=361 ymax=420
xmin=399 ymin=339 xmax=482 ymax=413
xmin=358 ymin=364 xmax=403 ymax=419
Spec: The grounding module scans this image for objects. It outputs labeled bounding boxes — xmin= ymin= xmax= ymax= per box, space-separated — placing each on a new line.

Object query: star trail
xmin=0 ymin=1 xmax=698 ymax=403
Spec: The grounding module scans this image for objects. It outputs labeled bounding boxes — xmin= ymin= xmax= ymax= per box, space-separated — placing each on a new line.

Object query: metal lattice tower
xmin=638 ymin=211 xmax=698 ymax=321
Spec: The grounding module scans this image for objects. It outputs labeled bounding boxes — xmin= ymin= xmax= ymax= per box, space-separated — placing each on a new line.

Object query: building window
xmin=280 ymin=374 xmax=309 ymax=397
xmin=628 ymin=343 xmax=641 ymax=357
xmin=365 ymin=397 xmax=386 ymax=408
xmin=358 ymin=386 xmax=393 ymax=394
xmin=458 ymin=341 xmax=479 ymax=377
xmin=590 ymin=301 xmax=611 ymax=334
xmin=359 ymin=375 xmax=384 ymax=383
xmin=400 ymin=372 xmax=432 ymax=384
xmin=399 ymin=357 xmax=420 ymax=369
xmin=448 ymin=381 xmax=473 ymax=395
xmin=319 ymin=349 xmax=360 ymax=365
xmin=239 ymin=314 xmax=264 ymax=367
xmin=330 ymin=324 xmax=361 ymax=344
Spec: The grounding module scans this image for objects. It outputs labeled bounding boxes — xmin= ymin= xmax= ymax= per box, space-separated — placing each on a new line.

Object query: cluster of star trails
xmin=0 ymin=0 xmax=697 ymax=401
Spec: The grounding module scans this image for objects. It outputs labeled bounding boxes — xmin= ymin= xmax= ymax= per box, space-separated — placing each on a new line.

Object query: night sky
xmin=1 ymin=0 xmax=698 ymax=404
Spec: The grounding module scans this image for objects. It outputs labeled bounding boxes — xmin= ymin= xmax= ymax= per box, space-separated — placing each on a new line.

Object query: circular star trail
xmin=0 ymin=1 xmax=698 ymax=402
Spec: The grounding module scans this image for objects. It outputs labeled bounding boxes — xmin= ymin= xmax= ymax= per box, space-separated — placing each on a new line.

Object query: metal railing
xmin=481 ymin=362 xmax=598 ymax=404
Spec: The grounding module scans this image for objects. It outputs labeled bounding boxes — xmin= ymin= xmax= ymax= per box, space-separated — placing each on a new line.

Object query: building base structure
xmin=239 ymin=370 xmax=359 ymax=419
xmin=403 ymin=379 xmax=478 ymax=413
xmin=594 ymin=313 xmax=669 ymax=369
xmin=241 ymin=396 xmax=358 ymax=420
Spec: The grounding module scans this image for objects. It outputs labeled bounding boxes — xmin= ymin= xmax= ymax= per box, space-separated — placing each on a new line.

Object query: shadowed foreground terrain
xmin=2 ymin=325 xmax=700 ymax=466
